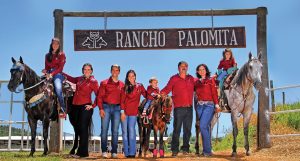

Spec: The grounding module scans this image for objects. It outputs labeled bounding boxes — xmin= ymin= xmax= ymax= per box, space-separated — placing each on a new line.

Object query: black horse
xmin=7 ymin=57 xmax=74 ymax=157
xmin=8 ymin=57 xmax=56 ymax=156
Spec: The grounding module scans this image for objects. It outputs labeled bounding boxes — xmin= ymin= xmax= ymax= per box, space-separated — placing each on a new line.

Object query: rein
xmin=15 ymin=64 xmax=46 ymax=93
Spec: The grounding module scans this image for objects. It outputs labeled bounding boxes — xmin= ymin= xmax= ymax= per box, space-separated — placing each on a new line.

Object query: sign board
xmin=74 ymin=27 xmax=246 ymax=51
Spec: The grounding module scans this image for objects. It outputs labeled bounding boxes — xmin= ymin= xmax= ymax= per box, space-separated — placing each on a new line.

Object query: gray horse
xmin=224 ymin=52 xmax=263 ymax=156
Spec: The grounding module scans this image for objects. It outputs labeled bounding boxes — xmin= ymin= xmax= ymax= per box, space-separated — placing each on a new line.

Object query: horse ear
xmin=258 ymin=52 xmax=262 ymax=61
xmin=11 ymin=57 xmax=16 ymax=64
xmin=19 ymin=56 xmax=24 ymax=64
xmin=248 ymin=52 xmax=253 ymax=61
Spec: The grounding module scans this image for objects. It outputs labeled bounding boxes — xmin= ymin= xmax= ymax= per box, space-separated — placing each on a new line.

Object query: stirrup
xmin=143 ymin=117 xmax=149 ymax=125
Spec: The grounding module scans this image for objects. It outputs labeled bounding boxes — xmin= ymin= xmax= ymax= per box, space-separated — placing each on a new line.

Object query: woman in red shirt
xmin=42 ymin=38 xmax=66 ymax=119
xmin=194 ymin=64 xmax=221 ymax=157
xmin=63 ymin=63 xmax=99 ymax=158
xmin=120 ymin=70 xmax=147 ymax=158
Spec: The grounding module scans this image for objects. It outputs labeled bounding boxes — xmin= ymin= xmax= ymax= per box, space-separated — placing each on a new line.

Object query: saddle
xmin=139 ymin=99 xmax=155 ymax=125
xmin=223 ymin=69 xmax=238 ymax=90
xmin=218 ymin=69 xmax=238 ymax=112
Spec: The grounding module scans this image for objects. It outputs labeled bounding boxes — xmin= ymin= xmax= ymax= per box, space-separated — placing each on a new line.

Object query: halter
xmin=10 ymin=63 xmax=46 ymax=93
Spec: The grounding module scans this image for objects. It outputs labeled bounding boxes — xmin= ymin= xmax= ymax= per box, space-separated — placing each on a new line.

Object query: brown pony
xmin=138 ymin=96 xmax=172 ymax=158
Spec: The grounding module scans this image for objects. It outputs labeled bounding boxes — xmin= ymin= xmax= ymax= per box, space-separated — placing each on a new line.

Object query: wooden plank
xmin=268 ymin=84 xmax=300 ymax=91
xmin=63 ymin=8 xmax=259 ymax=17
xmin=74 ymin=27 xmax=246 ymax=51
xmin=269 ymin=109 xmax=300 ymax=115
xmin=257 ymin=7 xmax=271 ymax=149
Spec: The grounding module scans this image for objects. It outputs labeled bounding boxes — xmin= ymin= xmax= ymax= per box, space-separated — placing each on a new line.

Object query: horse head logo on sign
xmin=82 ymin=31 xmax=107 ymax=49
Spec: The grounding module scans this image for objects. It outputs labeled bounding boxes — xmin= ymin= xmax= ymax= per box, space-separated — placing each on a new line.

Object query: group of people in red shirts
xmin=43 ymin=37 xmax=237 ymax=158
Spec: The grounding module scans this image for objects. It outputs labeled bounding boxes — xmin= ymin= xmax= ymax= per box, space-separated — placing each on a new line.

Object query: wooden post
xmin=21 ymin=106 xmax=25 ymax=150
xmin=257 ymin=7 xmax=271 ymax=149
xmin=49 ymin=9 xmax=64 ymax=153
xmin=282 ymin=92 xmax=285 ymax=107
xmin=8 ymin=92 xmax=13 ymax=150
xmin=270 ymin=80 xmax=275 ymax=112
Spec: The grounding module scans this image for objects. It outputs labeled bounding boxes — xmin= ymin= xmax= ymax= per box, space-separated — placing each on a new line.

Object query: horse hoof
xmin=69 ymin=150 xmax=75 ymax=155
xmin=246 ymin=151 xmax=251 ymax=156
xmin=42 ymin=152 xmax=48 ymax=157
xmin=28 ymin=153 xmax=34 ymax=157
xmin=231 ymin=152 xmax=237 ymax=157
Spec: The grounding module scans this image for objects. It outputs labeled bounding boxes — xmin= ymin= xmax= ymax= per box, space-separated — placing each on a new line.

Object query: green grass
xmin=213 ymin=124 xmax=256 ymax=151
xmin=0 ymin=152 xmax=63 ymax=161
xmin=273 ymin=102 xmax=300 ymax=131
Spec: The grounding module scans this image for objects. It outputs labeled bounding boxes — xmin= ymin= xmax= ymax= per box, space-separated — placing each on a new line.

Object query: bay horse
xmin=8 ymin=57 xmax=55 ymax=157
xmin=194 ymin=52 xmax=263 ymax=157
xmin=137 ymin=96 xmax=172 ymax=158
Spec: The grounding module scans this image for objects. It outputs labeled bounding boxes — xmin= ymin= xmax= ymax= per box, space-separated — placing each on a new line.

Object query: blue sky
xmin=0 ymin=0 xmax=300 ymax=137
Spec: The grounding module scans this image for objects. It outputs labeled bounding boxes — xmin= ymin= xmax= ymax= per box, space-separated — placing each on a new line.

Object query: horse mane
xmin=23 ymin=64 xmax=40 ymax=85
xmin=231 ymin=61 xmax=249 ymax=86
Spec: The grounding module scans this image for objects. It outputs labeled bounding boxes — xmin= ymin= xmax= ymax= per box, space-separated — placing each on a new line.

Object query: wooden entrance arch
xmin=51 ymin=7 xmax=269 ymax=153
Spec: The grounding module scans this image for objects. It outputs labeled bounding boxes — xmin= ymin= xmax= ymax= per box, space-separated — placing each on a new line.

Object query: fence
xmin=0 ymin=80 xmax=169 ymax=153
xmin=267 ymin=80 xmax=300 ymax=138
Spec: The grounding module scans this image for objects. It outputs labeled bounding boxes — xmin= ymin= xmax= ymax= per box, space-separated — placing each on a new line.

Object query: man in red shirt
xmin=161 ymin=61 xmax=195 ymax=156
xmin=97 ymin=65 xmax=124 ymax=159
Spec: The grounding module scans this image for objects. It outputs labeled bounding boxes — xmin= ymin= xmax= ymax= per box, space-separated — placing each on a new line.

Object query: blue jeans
xmin=196 ymin=103 xmax=215 ymax=155
xmin=121 ymin=116 xmax=137 ymax=156
xmin=217 ymin=71 xmax=227 ymax=90
xmin=143 ymin=100 xmax=152 ymax=111
xmin=171 ymin=107 xmax=193 ymax=153
xmin=53 ymin=73 xmax=65 ymax=111
xmin=101 ymin=104 xmax=121 ymax=154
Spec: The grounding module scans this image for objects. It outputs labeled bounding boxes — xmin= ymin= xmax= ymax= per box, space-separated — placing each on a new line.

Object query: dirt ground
xmin=63 ymin=136 xmax=300 ymax=161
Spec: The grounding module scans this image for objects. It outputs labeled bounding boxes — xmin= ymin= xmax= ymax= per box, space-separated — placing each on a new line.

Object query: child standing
xmin=142 ymin=77 xmax=160 ymax=117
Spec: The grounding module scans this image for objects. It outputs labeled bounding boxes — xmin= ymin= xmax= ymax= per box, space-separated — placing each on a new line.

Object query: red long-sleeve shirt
xmin=217 ymin=58 xmax=236 ymax=71
xmin=45 ymin=52 xmax=66 ymax=76
xmin=63 ymin=73 xmax=99 ymax=108
xmin=194 ymin=77 xmax=218 ymax=105
xmin=146 ymin=85 xmax=160 ymax=100
xmin=97 ymin=77 xmax=124 ymax=110
xmin=161 ymin=74 xmax=195 ymax=108
xmin=120 ymin=83 xmax=147 ymax=116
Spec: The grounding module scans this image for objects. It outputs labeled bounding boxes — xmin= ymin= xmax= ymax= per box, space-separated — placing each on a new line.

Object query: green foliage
xmin=0 ymin=125 xmax=30 ymax=136
xmin=273 ymin=102 xmax=300 ymax=131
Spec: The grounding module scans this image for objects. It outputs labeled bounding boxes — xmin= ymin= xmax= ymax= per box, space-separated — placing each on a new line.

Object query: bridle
xmin=160 ymin=97 xmax=172 ymax=122
xmin=10 ymin=63 xmax=46 ymax=93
